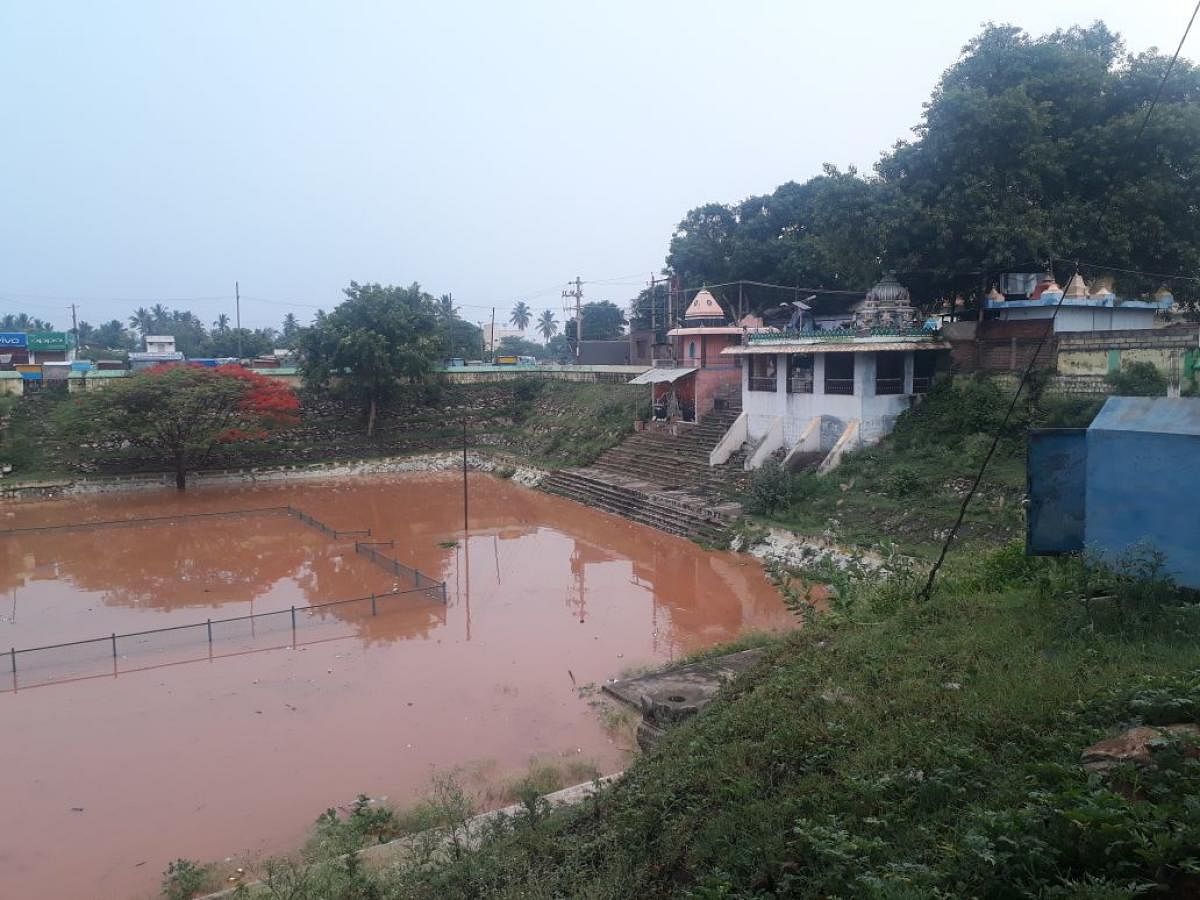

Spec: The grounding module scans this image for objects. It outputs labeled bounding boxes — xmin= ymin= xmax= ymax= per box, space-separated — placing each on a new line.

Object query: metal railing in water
xmin=3 ymin=506 xmax=450 ymax=691
xmin=4 ymin=585 xmax=445 ymax=692
xmin=355 ymin=541 xmax=448 ymax=603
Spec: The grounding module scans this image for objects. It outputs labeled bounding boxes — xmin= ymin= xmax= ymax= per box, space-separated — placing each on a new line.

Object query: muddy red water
xmin=0 ymin=474 xmax=791 ymax=899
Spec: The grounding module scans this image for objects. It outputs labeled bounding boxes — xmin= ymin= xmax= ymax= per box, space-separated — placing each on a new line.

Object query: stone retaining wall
xmin=0 ymin=450 xmax=546 ymax=502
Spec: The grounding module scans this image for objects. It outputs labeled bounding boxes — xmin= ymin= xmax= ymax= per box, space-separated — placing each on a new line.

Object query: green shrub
xmin=881 ymin=463 xmax=925 ymax=498
xmin=1105 ymin=361 xmax=1167 ymax=397
xmin=744 ymin=460 xmax=795 ymax=514
xmin=511 ymin=377 xmax=544 ymax=403
xmin=161 ymin=859 xmax=210 ymax=900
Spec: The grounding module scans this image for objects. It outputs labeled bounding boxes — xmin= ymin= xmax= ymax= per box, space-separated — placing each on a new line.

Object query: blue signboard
xmin=0 ymin=332 xmax=27 ymax=348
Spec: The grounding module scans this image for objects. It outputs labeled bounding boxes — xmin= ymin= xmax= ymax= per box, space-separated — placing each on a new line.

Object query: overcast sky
xmin=0 ymin=1 xmax=1194 ymax=333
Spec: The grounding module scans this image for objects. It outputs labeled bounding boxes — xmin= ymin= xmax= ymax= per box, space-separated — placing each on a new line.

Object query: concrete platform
xmin=603 ymin=648 xmax=765 ymax=749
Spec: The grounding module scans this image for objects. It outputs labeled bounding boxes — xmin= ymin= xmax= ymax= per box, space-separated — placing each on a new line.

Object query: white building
xmin=714 ymin=274 xmax=948 ymax=472
xmin=984 ymin=273 xmax=1173 ymax=332
xmin=129 ymin=334 xmax=184 ymax=370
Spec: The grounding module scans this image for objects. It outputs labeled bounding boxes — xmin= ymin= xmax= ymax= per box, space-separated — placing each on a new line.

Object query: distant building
xmin=129 ymin=334 xmax=184 ymax=370
xmin=984 ymin=272 xmax=1173 ymax=332
xmin=721 ymin=274 xmax=948 ymax=470
xmin=577 ymin=340 xmax=632 ymax=366
xmin=143 ymin=335 xmax=177 ymax=354
xmin=485 ymin=326 xmax=525 ymax=352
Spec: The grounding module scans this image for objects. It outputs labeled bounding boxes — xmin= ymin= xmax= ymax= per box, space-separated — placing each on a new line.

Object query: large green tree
xmin=666 ymin=22 xmax=1200 ymax=308
xmin=300 ymin=282 xmax=441 ymax=436
xmin=564 ymin=300 xmax=627 ymax=348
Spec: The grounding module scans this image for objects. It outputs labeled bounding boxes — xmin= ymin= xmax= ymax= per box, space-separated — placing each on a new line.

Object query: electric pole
xmin=489 ymin=306 xmax=496 ymax=361
xmin=649 ymin=274 xmax=657 ymax=332
xmin=562 ymin=276 xmax=583 ymax=358
xmin=69 ymin=303 xmax=79 ymax=356
xmin=235 ymin=281 xmax=242 ymax=360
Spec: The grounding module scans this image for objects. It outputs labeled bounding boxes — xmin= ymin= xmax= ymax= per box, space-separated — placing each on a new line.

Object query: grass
xmin=744 ymin=376 xmax=1103 ymax=557
xmin=170 ymin=545 xmax=1200 ymax=898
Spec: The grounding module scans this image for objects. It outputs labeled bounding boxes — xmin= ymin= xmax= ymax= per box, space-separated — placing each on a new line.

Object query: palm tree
xmin=536 ymin=309 xmax=558 ymax=341
xmin=214 ymin=313 xmax=230 ymax=332
xmin=1 ymin=313 xmax=53 ymax=331
xmin=129 ymin=307 xmax=153 ymax=334
xmin=437 ymin=294 xmax=457 ymax=319
xmin=510 ymin=300 xmax=532 ymax=331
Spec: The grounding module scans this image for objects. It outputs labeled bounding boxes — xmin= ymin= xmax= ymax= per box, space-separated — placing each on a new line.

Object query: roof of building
xmin=666 ymin=326 xmax=745 ymax=336
xmin=628 ymin=367 xmax=697 ymax=385
xmin=725 ymin=340 xmax=950 ymax=356
xmin=683 ymin=289 xmax=726 ymax=321
xmin=1090 ymin=396 xmax=1200 ymax=437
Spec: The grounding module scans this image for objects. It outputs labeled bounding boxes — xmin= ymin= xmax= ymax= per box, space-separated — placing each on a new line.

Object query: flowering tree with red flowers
xmin=64 ymin=364 xmax=299 ymax=489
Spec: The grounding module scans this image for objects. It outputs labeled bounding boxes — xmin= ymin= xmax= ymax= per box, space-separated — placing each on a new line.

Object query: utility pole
xmin=235 ymin=281 xmax=243 ymax=360
xmin=489 ymin=307 xmax=496 ymax=361
xmin=562 ymin=276 xmax=583 ymax=358
xmin=69 ymin=303 xmax=79 ymax=357
xmin=649 ymin=274 xmax=657 ymax=332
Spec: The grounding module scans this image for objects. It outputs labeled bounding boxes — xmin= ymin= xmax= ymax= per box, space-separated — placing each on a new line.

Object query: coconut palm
xmin=214 ymin=313 xmax=230 ymax=332
xmin=129 ymin=307 xmax=153 ymax=334
xmin=536 ymin=309 xmax=558 ymax=341
xmin=1 ymin=313 xmax=53 ymax=331
xmin=509 ymin=300 xmax=531 ymax=331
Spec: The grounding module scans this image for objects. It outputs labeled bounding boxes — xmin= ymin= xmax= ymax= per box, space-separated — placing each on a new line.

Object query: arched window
xmin=688 ymin=341 xmax=696 ymax=359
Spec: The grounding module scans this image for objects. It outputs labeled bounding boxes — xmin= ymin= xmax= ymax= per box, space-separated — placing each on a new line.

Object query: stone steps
xmin=537 ymin=396 xmax=749 ymax=540
xmin=540 ymin=469 xmax=734 ymax=543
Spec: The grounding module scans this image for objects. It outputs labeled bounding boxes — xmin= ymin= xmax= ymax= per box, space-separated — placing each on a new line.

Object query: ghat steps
xmin=541 ymin=397 xmax=749 ymax=542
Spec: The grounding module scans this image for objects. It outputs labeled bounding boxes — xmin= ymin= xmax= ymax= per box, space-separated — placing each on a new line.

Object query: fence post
xmin=111 ymin=632 xmax=117 ymax=659
xmin=207 ymin=619 xmax=212 ymax=645
xmin=9 ymin=647 xmax=14 ymax=676
xmin=371 ymin=593 xmax=377 ymax=616
xmin=291 ymin=605 xmax=297 ymax=645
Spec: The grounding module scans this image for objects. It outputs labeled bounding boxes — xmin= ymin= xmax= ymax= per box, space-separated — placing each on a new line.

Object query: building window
xmin=688 ymin=341 xmax=696 ymax=359
xmin=824 ymin=354 xmax=855 ymax=395
xmin=913 ymin=351 xmax=936 ymax=393
xmin=748 ymin=355 xmax=777 ymax=392
xmin=875 ymin=351 xmax=905 ymax=395
xmin=787 ymin=354 xmax=813 ymax=393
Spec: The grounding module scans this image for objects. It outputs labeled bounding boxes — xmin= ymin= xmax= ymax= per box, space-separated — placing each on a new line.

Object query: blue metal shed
xmin=1027 ymin=396 xmax=1200 ymax=588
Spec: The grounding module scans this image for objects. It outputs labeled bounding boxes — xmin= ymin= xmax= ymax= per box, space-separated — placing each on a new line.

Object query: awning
xmin=723 ymin=341 xmax=950 ymax=356
xmin=628 ymin=367 xmax=698 ymax=385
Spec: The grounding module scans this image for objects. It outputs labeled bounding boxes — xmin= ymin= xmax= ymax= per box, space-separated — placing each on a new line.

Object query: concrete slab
xmin=603 ymin=649 xmax=765 ymax=749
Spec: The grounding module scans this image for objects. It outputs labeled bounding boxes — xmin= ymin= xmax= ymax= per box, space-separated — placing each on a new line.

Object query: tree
xmin=213 ymin=313 xmax=230 ymax=332
xmin=664 ymin=22 xmax=1200 ymax=308
xmin=509 ymin=300 xmax=532 ymax=331
xmin=545 ymin=334 xmax=571 ymax=361
xmin=61 ymin=365 xmax=298 ymax=489
xmin=497 ymin=335 xmax=546 ymax=359
xmin=564 ymin=301 xmax=626 ymax=347
xmin=536 ymin=309 xmax=558 ymax=342
xmin=300 ymin=282 xmax=441 ymax=436
xmin=129 ymin=307 xmax=153 ymax=335
xmin=1 ymin=313 xmax=54 ymax=331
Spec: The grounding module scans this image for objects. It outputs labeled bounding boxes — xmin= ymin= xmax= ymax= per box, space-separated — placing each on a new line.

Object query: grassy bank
xmin=170 ymin=546 xmax=1200 ymax=899
xmin=743 ymin=377 xmax=1103 ymax=557
xmin=0 ymin=378 xmax=644 ymax=484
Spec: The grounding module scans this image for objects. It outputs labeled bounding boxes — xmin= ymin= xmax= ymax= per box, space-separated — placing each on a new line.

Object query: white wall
xmin=743 ymin=351 xmax=914 ymax=450
xmin=1000 ymin=306 xmax=1158 ymax=332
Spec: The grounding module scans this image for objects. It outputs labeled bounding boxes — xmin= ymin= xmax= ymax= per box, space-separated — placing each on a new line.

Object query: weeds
xmin=161 ymin=858 xmax=212 ymax=900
